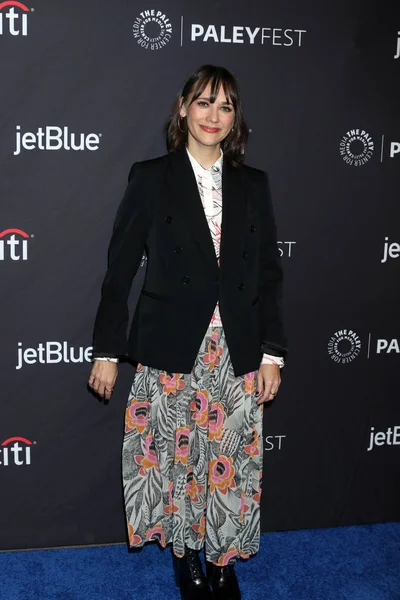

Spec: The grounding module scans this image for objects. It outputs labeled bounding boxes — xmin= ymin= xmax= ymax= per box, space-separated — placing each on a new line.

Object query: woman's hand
xmin=256 ymin=364 xmax=281 ymax=405
xmin=88 ymin=360 xmax=118 ymax=401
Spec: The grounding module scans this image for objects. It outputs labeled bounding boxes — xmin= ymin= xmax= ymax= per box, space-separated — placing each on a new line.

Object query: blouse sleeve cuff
xmin=261 ymin=353 xmax=285 ymax=368
xmin=93 ymin=357 xmax=119 ymax=363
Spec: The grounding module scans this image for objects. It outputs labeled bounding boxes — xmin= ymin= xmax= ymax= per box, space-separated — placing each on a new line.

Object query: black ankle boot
xmin=175 ymin=546 xmax=213 ymax=600
xmin=206 ymin=561 xmax=241 ymax=600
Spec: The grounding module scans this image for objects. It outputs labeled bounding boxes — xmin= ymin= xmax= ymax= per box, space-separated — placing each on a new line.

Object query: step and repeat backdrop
xmin=1 ymin=0 xmax=399 ymax=550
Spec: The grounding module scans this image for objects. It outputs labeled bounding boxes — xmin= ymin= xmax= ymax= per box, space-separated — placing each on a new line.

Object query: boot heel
xmin=206 ymin=560 xmax=241 ymax=600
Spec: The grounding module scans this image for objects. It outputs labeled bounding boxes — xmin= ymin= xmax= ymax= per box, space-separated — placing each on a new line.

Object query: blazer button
xmin=174 ymin=246 xmax=183 ymax=254
xmin=181 ymin=275 xmax=191 ymax=285
xmin=165 ymin=216 xmax=172 ymax=224
xmin=249 ymin=224 xmax=256 ymax=233
xmin=238 ymin=282 xmax=244 ymax=291
xmin=242 ymin=251 xmax=248 ymax=259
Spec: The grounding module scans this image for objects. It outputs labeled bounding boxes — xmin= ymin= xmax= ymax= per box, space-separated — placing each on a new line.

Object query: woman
xmin=88 ymin=64 xmax=287 ymax=600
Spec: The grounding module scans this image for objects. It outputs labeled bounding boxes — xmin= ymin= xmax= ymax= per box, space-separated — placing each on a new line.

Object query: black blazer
xmin=92 ymin=146 xmax=287 ymax=377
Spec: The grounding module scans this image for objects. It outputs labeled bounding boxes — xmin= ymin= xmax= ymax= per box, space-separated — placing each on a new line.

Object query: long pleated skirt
xmin=122 ymin=325 xmax=263 ymax=565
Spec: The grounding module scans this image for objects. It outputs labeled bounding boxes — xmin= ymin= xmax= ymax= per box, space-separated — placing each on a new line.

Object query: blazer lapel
xmin=167 ymin=147 xmax=218 ymax=270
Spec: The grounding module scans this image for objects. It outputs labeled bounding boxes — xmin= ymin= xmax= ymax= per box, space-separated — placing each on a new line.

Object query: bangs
xmin=187 ymin=73 xmax=237 ymax=108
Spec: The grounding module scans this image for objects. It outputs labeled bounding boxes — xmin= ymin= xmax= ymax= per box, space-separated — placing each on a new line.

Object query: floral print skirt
xmin=122 ymin=325 xmax=263 ymax=565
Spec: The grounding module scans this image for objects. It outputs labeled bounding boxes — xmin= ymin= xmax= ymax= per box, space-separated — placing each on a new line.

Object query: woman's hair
xmin=165 ymin=64 xmax=249 ymax=167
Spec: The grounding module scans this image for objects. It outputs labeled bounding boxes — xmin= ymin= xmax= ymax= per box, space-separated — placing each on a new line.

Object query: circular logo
xmin=339 ymin=129 xmax=374 ymax=166
xmin=132 ymin=10 xmax=172 ymax=50
xmin=327 ymin=329 xmax=361 ymax=364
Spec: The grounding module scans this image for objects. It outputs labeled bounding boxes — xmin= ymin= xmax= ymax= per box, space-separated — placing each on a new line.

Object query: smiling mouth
xmin=200 ymin=125 xmax=221 ymax=133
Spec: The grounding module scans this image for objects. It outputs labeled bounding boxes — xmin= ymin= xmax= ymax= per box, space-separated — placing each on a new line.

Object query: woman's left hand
xmin=256 ymin=364 xmax=281 ymax=405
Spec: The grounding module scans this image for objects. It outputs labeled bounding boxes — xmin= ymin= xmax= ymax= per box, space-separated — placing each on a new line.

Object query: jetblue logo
xmin=14 ymin=126 xmax=102 ymax=155
xmin=367 ymin=426 xmax=400 ymax=451
xmin=16 ymin=341 xmax=93 ymax=369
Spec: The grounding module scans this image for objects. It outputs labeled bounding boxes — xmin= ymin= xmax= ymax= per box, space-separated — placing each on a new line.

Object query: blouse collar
xmin=185 ymin=146 xmax=223 ymax=177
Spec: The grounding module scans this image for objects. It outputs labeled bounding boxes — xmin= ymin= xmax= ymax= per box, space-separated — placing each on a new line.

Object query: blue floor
xmin=0 ymin=523 xmax=399 ymax=599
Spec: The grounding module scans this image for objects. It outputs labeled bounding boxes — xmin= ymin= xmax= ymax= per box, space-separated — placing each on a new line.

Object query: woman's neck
xmin=186 ymin=137 xmax=221 ymax=169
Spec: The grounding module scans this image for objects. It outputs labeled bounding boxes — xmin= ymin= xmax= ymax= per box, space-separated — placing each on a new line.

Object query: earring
xmin=178 ymin=116 xmax=186 ymax=133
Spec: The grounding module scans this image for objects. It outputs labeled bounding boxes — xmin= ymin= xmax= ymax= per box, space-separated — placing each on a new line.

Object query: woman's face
xmin=180 ymin=81 xmax=235 ymax=149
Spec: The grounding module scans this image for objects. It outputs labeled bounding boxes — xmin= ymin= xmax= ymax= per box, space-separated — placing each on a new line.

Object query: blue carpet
xmin=0 ymin=523 xmax=399 ymax=599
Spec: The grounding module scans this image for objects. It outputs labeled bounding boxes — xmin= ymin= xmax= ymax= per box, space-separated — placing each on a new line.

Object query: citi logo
xmin=16 ymin=341 xmax=93 ymax=369
xmin=0 ymin=228 xmax=32 ymax=260
xmin=0 ymin=1 xmax=33 ymax=36
xmin=14 ymin=125 xmax=102 ymax=155
xmin=0 ymin=437 xmax=35 ymax=466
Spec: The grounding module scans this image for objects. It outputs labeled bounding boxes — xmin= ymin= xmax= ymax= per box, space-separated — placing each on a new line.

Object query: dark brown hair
xmin=165 ymin=64 xmax=249 ymax=167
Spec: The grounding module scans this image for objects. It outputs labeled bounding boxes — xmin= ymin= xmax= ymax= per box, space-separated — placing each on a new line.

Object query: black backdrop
xmin=1 ymin=0 xmax=399 ymax=551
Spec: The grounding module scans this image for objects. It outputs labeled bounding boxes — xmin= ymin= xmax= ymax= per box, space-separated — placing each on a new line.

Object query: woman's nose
xmin=206 ymin=107 xmax=219 ymax=123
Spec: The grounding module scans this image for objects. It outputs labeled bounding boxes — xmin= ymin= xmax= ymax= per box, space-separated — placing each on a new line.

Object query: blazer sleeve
xmin=257 ymin=170 xmax=288 ymax=360
xmin=92 ymin=162 xmax=150 ymax=359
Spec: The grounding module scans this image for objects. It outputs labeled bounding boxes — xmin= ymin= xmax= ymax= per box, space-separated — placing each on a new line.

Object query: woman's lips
xmin=200 ymin=125 xmax=221 ymax=133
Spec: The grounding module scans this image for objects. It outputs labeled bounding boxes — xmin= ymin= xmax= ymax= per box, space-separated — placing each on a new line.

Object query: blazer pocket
xmin=141 ymin=289 xmax=170 ymax=302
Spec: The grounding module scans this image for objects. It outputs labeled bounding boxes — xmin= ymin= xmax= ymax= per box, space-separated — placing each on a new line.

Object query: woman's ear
xmin=179 ymin=97 xmax=187 ymax=118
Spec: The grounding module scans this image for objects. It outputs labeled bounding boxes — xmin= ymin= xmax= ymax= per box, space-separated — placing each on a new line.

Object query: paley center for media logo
xmin=328 ymin=329 xmax=361 ymax=364
xmin=132 ymin=9 xmax=306 ymax=50
xmin=0 ymin=228 xmax=33 ymax=260
xmin=339 ymin=129 xmax=374 ymax=166
xmin=132 ymin=9 xmax=172 ymax=50
xmin=339 ymin=129 xmax=400 ymax=166
xmin=328 ymin=329 xmax=400 ymax=364
xmin=14 ymin=125 xmax=102 ymax=155
xmin=0 ymin=1 xmax=33 ymax=36
xmin=16 ymin=341 xmax=93 ymax=370
xmin=0 ymin=436 xmax=35 ymax=466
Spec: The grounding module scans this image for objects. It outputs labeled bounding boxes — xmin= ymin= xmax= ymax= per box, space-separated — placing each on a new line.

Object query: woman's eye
xmin=221 ymin=106 xmax=233 ymax=112
xmin=197 ymin=101 xmax=209 ymax=107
